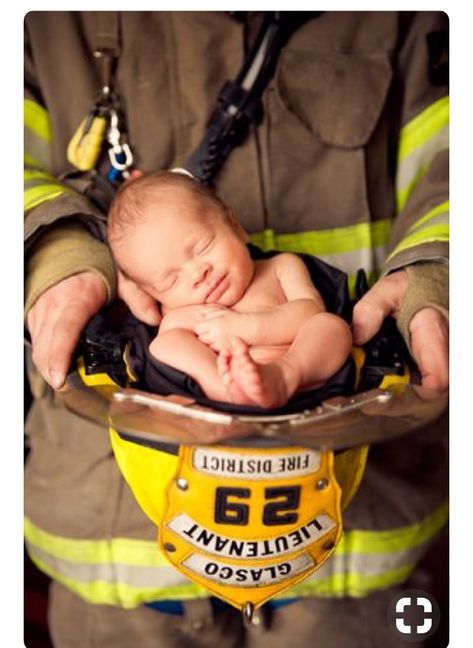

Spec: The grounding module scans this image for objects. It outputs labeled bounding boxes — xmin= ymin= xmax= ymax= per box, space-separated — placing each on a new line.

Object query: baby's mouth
xmin=205 ymin=273 xmax=228 ymax=303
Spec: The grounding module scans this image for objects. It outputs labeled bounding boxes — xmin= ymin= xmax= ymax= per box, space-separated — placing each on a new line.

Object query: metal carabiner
xmin=108 ymin=144 xmax=133 ymax=172
xmin=107 ymin=110 xmax=133 ymax=171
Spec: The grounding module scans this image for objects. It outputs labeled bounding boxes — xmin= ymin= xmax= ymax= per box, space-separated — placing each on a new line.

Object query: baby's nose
xmin=192 ymin=262 xmax=211 ymax=287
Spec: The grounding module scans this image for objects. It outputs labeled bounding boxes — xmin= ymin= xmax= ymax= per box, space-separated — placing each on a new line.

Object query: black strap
xmin=83 ymin=12 xmax=319 ymax=209
xmin=93 ymin=11 xmax=121 ymax=55
xmin=184 ymin=12 xmax=320 ymax=184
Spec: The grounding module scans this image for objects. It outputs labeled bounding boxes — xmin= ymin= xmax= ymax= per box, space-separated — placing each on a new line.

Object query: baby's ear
xmin=226 ymin=208 xmax=249 ymax=242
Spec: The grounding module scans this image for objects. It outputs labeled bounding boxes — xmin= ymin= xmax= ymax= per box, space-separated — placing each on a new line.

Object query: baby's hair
xmin=107 ymin=170 xmax=228 ymax=243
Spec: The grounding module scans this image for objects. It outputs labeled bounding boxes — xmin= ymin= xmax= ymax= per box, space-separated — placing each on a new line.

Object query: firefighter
xmin=25 ymin=11 xmax=448 ymax=647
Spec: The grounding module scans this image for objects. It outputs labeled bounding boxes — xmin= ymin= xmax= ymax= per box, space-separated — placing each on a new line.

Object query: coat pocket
xmin=276 ymin=49 xmax=392 ymax=149
xmin=264 ymin=47 xmax=393 ymax=235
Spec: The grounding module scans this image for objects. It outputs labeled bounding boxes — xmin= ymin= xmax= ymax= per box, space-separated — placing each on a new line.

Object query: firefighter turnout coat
xmin=24 ymin=11 xmax=448 ymax=609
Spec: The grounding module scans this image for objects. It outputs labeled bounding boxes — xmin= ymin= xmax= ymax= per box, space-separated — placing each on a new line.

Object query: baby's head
xmin=108 ymin=171 xmax=254 ymax=310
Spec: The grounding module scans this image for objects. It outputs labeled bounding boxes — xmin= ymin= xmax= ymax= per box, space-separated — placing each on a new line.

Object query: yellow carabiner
xmin=67 ymin=113 xmax=108 ymax=171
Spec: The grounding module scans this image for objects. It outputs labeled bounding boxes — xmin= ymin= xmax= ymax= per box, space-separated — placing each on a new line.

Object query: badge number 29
xmin=214 ymin=486 xmax=301 ymax=526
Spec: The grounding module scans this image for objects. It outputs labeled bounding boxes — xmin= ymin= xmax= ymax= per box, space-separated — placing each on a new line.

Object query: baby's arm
xmin=273 ymin=255 xmax=353 ymax=386
xmin=158 ymin=304 xmax=228 ymax=335
xmin=225 ymin=254 xmax=327 ymax=346
xmin=245 ymin=254 xmax=326 ymax=344
xmin=149 ymin=304 xmax=232 ymax=402
xmin=195 ymin=255 xmax=326 ymax=348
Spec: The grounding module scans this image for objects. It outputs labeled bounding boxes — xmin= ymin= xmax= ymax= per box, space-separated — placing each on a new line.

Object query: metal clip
xmin=107 ymin=110 xmax=133 ymax=171
xmin=243 ymin=601 xmax=255 ymax=624
xmin=93 ymin=49 xmax=115 ymax=103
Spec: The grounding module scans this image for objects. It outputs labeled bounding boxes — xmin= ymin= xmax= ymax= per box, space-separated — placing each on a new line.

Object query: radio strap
xmin=184 ymin=12 xmax=319 ymax=184
xmin=79 ymin=12 xmax=319 ymax=211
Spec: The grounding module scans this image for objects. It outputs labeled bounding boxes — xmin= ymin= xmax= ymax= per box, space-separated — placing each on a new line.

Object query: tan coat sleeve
xmin=25 ymin=222 xmax=117 ymax=316
xmin=396 ymin=261 xmax=448 ymax=351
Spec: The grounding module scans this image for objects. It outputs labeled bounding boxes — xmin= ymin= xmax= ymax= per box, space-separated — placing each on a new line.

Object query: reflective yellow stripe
xmin=25 ymin=499 xmax=447 ymax=606
xmin=398 ymin=97 xmax=449 ymax=161
xmin=24 ymin=184 xmax=69 ymax=212
xmin=347 ymin=271 xmax=377 ymax=299
xmin=396 ymin=97 xmax=449 ymax=212
xmin=249 ymin=224 xmax=391 ymax=297
xmin=24 ymin=169 xmax=54 ymax=182
xmin=24 ymin=98 xmax=52 ymax=142
xmin=250 ymin=221 xmax=391 ymax=256
xmin=389 ymin=224 xmax=449 ymax=258
xmin=24 ymin=169 xmax=70 ymax=212
xmin=387 ymin=201 xmax=449 ymax=262
xmin=24 ymin=169 xmax=58 ymax=191
xmin=24 ymin=152 xmax=43 ymax=168
xmin=396 ymin=127 xmax=448 ymax=212
xmin=406 ymin=200 xmax=449 ymax=235
xmin=28 ymin=550 xmax=206 ymax=608
xmin=284 ymin=499 xmax=448 ymax=598
xmin=24 ymin=98 xmax=54 ymax=171
xmin=335 ymin=500 xmax=448 ymax=555
xmin=24 ymin=517 xmax=169 ymax=567
xmin=284 ymin=564 xmax=415 ymax=598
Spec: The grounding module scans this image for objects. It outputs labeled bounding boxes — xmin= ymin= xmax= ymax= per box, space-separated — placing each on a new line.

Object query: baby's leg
xmin=227 ymin=314 xmax=352 ymax=408
xmin=216 ymin=347 xmax=265 ymax=406
xmin=224 ymin=338 xmax=294 ymax=408
xmin=282 ymin=312 xmax=353 ymax=389
xmin=150 ymin=330 xmax=229 ymax=402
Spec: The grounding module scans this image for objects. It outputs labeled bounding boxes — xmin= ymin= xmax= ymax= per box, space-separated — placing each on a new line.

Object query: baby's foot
xmin=217 ymin=347 xmax=254 ymax=405
xmin=228 ymin=338 xmax=294 ymax=408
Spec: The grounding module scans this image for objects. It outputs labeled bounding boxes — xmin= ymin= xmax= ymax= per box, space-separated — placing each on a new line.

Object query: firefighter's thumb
xmin=352 ymin=271 xmax=408 ymax=344
xmin=118 ymin=270 xmax=162 ymax=326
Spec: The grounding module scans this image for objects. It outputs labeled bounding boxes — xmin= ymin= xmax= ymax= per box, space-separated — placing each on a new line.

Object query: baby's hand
xmin=195 ymin=310 xmax=241 ymax=352
xmin=159 ymin=304 xmax=227 ymax=334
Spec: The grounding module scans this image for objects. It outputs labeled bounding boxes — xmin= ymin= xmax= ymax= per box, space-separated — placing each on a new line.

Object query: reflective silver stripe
xmin=396 ymin=126 xmax=448 ymax=211
xmin=24 ymin=177 xmax=58 ymax=191
xmin=407 ymin=211 xmax=449 ymax=238
xmin=25 ymin=535 xmax=429 ymax=592
xmin=25 ymin=500 xmax=447 ymax=604
xmin=24 ymin=128 xmax=53 ymax=172
xmin=305 ymin=543 xmax=427 ymax=582
xmin=315 ymin=244 xmax=388 ymax=278
xmin=27 ymin=543 xmax=187 ymax=588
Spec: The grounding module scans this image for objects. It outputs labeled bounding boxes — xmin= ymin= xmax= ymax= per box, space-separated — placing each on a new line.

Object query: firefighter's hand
xmin=27 ymin=272 xmax=107 ymax=389
xmin=352 ymin=270 xmax=449 ymax=392
xmin=117 ymin=269 xmax=161 ymax=326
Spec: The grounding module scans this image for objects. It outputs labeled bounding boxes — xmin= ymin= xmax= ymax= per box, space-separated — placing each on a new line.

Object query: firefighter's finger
xmin=29 ymin=314 xmax=57 ymax=385
xmin=117 ymin=271 xmax=161 ymax=325
xmin=352 ymin=271 xmax=408 ymax=344
xmin=26 ymin=301 xmax=46 ymax=342
xmin=45 ymin=305 xmax=97 ymax=388
xmin=409 ymin=307 xmax=449 ymax=392
xmin=27 ymin=272 xmax=107 ymax=388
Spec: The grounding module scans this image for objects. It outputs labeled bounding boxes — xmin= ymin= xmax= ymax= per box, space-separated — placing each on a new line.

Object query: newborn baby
xmin=107 ymin=171 xmax=352 ymax=408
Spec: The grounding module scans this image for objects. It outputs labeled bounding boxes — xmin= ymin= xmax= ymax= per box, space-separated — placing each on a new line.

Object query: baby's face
xmin=115 ymin=198 xmax=254 ymax=310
